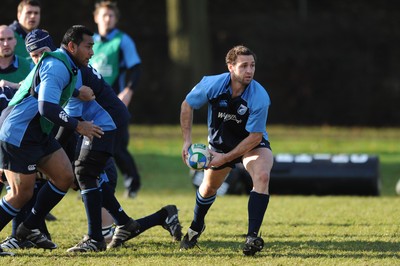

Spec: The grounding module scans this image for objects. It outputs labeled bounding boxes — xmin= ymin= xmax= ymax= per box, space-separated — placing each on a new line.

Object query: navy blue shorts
xmin=0 ymin=136 xmax=61 ymax=174
xmin=77 ymin=130 xmax=115 ymax=155
xmin=209 ymin=138 xmax=271 ymax=170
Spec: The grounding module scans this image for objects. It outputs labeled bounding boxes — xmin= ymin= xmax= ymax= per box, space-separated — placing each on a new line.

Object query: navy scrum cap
xmin=25 ymin=29 xmax=56 ymax=53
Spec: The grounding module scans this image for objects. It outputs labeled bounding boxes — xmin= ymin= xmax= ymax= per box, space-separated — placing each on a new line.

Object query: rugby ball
xmin=186 ymin=143 xmax=211 ymax=170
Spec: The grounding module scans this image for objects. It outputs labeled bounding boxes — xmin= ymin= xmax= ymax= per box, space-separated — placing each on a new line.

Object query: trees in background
xmin=1 ymin=0 xmax=399 ymax=126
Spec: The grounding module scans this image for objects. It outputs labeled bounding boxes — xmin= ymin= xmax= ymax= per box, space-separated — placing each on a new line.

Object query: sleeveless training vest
xmin=91 ymin=32 xmax=123 ymax=86
xmin=0 ymin=55 xmax=31 ymax=83
xmin=9 ymin=51 xmax=77 ymax=134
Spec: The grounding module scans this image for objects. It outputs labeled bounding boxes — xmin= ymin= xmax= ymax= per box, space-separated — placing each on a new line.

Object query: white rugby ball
xmin=186 ymin=143 xmax=211 ymax=170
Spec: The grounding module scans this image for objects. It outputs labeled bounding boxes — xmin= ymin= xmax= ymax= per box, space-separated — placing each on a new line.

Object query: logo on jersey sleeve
xmin=59 ymin=111 xmax=69 ymax=122
xmin=89 ymin=65 xmax=102 ymax=80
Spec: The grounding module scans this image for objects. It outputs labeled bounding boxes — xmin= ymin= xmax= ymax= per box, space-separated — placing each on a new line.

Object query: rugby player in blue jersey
xmin=25 ymin=29 xmax=182 ymax=252
xmin=180 ymin=45 xmax=273 ymax=256
xmin=0 ymin=25 xmax=104 ymax=256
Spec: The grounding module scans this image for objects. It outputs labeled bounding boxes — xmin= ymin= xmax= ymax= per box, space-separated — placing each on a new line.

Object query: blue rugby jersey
xmin=64 ymin=65 xmax=129 ymax=131
xmin=185 ymin=72 xmax=270 ymax=152
xmin=0 ymin=52 xmax=75 ymax=147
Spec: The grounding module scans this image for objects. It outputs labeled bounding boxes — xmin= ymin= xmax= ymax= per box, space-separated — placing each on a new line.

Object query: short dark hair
xmin=94 ymin=1 xmax=120 ymax=20
xmin=61 ymin=25 xmax=93 ymax=46
xmin=17 ymin=0 xmax=41 ymax=14
xmin=225 ymin=45 xmax=257 ymax=66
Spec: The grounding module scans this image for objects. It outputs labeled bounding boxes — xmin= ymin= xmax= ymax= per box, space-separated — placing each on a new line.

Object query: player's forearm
xmin=39 ymin=101 xmax=79 ymax=130
xmin=224 ymin=132 xmax=263 ymax=161
xmin=180 ymin=100 xmax=193 ymax=144
xmin=124 ymin=64 xmax=141 ymax=91
xmin=118 ymin=87 xmax=133 ymax=106
xmin=0 ymin=80 xmax=20 ymax=90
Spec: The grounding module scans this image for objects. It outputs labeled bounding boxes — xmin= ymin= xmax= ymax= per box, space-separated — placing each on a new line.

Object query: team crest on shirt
xmin=237 ymin=104 xmax=247 ymax=115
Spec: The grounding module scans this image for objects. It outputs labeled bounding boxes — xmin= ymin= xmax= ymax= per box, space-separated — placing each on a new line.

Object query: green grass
xmin=1 ymin=125 xmax=399 ymax=265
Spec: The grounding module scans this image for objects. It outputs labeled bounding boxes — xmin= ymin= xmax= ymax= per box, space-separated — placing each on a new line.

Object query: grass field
xmin=1 ymin=125 xmax=399 ymax=265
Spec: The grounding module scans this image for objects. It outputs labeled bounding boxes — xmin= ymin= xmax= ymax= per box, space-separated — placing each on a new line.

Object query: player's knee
xmin=64 ymin=171 xmax=75 ymax=184
xmin=252 ymin=170 xmax=270 ymax=190
xmin=74 ymin=160 xmax=104 ymax=190
xmin=50 ymin=171 xmax=74 ymax=191
xmin=75 ymin=160 xmax=103 ymax=178
xmin=199 ymin=183 xmax=219 ymax=197
xmin=77 ymin=175 xmax=99 ymax=191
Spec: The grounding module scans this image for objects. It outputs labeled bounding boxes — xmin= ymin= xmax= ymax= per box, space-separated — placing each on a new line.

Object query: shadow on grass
xmin=11 ymin=238 xmax=400 ymax=260
xmin=264 ymin=239 xmax=400 ymax=259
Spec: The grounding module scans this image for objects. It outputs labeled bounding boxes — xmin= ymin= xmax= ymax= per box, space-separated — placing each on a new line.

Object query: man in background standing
xmin=9 ymin=0 xmax=41 ymax=62
xmin=91 ymin=0 xmax=142 ymax=198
